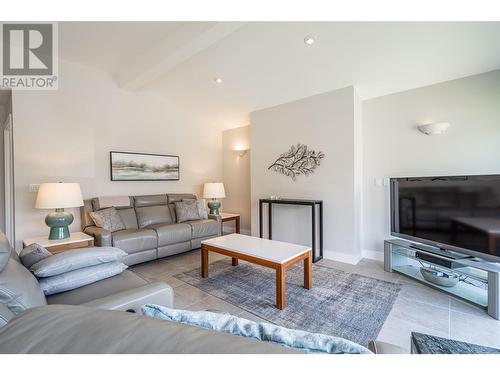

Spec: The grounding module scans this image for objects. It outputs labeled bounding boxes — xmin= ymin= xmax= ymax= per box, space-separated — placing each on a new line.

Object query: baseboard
xmin=323 ymin=250 xmax=362 ymax=265
xmin=362 ymin=250 xmax=384 ymax=262
xmin=322 ymin=249 xmax=384 ymax=264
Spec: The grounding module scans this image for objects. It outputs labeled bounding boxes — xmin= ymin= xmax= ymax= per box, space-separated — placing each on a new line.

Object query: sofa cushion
xmin=175 ymin=200 xmax=201 ymax=223
xmin=19 ymin=243 xmax=52 ymax=268
xmin=38 ymin=262 xmax=128 ymax=296
xmin=134 ymin=194 xmax=168 ymax=208
xmin=112 ymin=229 xmax=157 ymax=254
xmin=187 ymin=219 xmax=219 ymax=238
xmin=0 ymin=305 xmax=296 ymax=353
xmin=117 ymin=208 xmax=138 ymax=230
xmin=91 ymin=197 xmax=132 ymax=211
xmin=30 ymin=247 xmax=127 ymax=277
xmin=89 ymin=207 xmax=126 ymax=232
xmin=46 ymin=270 xmax=147 ymax=305
xmin=136 ymin=205 xmax=173 ymax=228
xmin=0 ymin=259 xmax=47 ymax=314
xmin=149 ymin=223 xmax=192 ymax=246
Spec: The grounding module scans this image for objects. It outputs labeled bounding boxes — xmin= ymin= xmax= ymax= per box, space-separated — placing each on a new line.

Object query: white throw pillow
xmin=30 ymin=247 xmax=127 ymax=277
xmin=38 ymin=262 xmax=128 ymax=296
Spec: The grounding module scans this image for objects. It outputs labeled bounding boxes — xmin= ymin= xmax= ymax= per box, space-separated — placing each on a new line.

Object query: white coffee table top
xmin=201 ymin=233 xmax=311 ymax=264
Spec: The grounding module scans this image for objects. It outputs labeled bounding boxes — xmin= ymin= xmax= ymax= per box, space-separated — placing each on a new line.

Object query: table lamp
xmin=35 ymin=182 xmax=84 ymax=240
xmin=203 ymin=182 xmax=226 ymax=215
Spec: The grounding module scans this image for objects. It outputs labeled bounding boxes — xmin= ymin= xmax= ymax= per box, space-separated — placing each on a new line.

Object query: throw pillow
xmin=0 ymin=258 xmax=47 ymax=314
xmin=175 ymin=200 xmax=201 ymax=223
xmin=38 ymin=262 xmax=128 ymax=296
xmin=30 ymin=246 xmax=127 ymax=277
xmin=183 ymin=198 xmax=208 ymax=220
xmin=19 ymin=243 xmax=52 ymax=268
xmin=197 ymin=199 xmax=209 ymax=219
xmin=89 ymin=207 xmax=126 ymax=232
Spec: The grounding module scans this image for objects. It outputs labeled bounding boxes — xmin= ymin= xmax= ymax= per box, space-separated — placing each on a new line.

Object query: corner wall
xmin=12 ymin=60 xmax=223 ymax=249
xmin=250 ymin=86 xmax=363 ymax=263
xmin=222 ymin=126 xmax=251 ymax=233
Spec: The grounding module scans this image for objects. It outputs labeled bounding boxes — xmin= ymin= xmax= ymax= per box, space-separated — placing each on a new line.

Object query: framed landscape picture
xmin=110 ymin=151 xmax=180 ymax=181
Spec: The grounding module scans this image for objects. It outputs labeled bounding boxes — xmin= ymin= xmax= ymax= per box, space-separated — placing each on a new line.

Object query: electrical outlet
xmin=29 ymin=184 xmax=40 ymax=193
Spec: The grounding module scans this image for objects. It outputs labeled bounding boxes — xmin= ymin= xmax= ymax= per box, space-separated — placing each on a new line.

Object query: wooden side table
xmin=23 ymin=232 xmax=95 ymax=254
xmin=219 ymin=213 xmax=241 ymax=234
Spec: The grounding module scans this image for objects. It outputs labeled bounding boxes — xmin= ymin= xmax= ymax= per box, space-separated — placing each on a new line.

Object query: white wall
xmin=222 ymin=126 xmax=251 ymax=233
xmin=12 ymin=60 xmax=222 ymax=249
xmin=362 ymin=70 xmax=500 ymax=256
xmin=251 ymin=86 xmax=363 ymax=263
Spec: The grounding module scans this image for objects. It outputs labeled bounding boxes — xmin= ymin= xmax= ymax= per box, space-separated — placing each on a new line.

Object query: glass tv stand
xmin=384 ymin=239 xmax=500 ymax=320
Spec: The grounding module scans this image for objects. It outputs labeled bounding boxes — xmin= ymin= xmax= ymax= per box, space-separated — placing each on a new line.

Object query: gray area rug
xmin=175 ymin=259 xmax=401 ymax=347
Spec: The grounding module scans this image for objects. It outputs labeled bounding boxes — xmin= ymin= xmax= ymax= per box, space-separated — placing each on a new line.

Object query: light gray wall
xmin=250 ymin=86 xmax=363 ymax=263
xmin=362 ymin=70 xmax=500 ymax=257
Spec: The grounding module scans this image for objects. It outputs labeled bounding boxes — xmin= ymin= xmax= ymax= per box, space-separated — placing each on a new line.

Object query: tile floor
xmin=130 ymin=249 xmax=500 ymax=352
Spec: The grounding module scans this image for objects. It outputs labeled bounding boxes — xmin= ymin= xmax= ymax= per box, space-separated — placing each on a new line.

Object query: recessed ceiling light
xmin=304 ymin=36 xmax=315 ymax=45
xmin=214 ymin=77 xmax=222 ymax=84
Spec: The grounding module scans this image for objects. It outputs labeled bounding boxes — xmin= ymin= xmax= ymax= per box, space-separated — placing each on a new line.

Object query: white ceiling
xmin=59 ymin=22 xmax=500 ymax=128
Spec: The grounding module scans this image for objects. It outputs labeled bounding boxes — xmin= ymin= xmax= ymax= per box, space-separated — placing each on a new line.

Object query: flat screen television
xmin=390 ymin=174 xmax=500 ymax=263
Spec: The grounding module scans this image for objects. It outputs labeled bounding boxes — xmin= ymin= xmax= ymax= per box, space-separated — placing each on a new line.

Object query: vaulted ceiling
xmin=59 ymin=22 xmax=500 ymax=128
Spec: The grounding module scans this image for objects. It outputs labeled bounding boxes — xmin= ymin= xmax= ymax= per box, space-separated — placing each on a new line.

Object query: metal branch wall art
xmin=268 ymin=143 xmax=325 ymax=181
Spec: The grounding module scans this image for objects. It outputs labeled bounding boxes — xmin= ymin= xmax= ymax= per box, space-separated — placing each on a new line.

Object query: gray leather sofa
xmin=81 ymin=193 xmax=221 ymax=266
xmin=0 ymin=232 xmax=173 ymax=329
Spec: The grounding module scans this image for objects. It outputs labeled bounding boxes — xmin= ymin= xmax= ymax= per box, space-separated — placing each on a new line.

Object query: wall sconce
xmin=234 ymin=149 xmax=248 ymax=157
xmin=417 ymin=122 xmax=450 ymax=135
xmin=233 ymin=146 xmax=249 ymax=157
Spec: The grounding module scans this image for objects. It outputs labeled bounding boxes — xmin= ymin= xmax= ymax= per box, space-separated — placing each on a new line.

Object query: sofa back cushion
xmin=117 ymin=208 xmax=139 ymax=230
xmin=134 ymin=194 xmax=168 ymax=208
xmin=136 ymin=206 xmax=173 ymax=228
xmin=0 ymin=258 xmax=47 ymax=314
xmin=167 ymin=193 xmax=196 ymax=204
xmin=133 ymin=195 xmax=172 ymax=228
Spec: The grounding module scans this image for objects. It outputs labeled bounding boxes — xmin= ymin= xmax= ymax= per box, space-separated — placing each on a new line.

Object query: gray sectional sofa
xmin=81 ymin=194 xmax=221 ymax=266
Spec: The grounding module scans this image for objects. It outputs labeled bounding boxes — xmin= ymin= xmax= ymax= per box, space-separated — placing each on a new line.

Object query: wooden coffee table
xmin=201 ymin=233 xmax=312 ymax=309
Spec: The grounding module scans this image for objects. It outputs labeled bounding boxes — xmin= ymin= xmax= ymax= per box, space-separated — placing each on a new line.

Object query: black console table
xmin=259 ymin=198 xmax=323 ymax=263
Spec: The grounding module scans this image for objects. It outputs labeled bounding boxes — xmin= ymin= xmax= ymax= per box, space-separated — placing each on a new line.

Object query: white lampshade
xmin=35 ymin=183 xmax=84 ymax=209
xmin=203 ymin=182 xmax=226 ymax=199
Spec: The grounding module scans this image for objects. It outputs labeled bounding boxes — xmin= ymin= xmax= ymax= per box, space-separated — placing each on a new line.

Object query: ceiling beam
xmin=118 ymin=22 xmax=246 ymax=90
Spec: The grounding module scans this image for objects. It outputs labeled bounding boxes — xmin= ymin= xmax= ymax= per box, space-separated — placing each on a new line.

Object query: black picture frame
xmin=110 ymin=151 xmax=180 ymax=181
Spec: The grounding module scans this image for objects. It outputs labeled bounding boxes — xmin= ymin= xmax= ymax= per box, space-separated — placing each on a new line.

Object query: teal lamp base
xmin=207 ymin=199 xmax=221 ymax=215
xmin=45 ymin=209 xmax=74 ymax=240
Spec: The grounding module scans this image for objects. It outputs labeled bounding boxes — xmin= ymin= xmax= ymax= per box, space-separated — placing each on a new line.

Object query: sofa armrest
xmin=84 ymin=226 xmax=112 ymax=247
xmin=208 ymin=214 xmax=222 ymax=236
xmin=368 ymin=340 xmax=409 ymax=354
xmin=81 ymin=282 xmax=174 ymax=313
